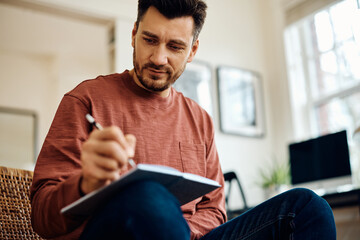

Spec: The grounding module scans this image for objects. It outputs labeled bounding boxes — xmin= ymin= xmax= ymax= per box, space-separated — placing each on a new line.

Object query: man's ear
xmin=131 ymin=23 xmax=137 ymax=48
xmin=187 ymin=39 xmax=199 ymax=63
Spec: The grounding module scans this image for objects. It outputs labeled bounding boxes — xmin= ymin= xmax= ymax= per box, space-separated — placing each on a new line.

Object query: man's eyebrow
xmin=142 ymin=31 xmax=158 ymax=39
xmin=169 ymin=39 xmax=188 ymax=48
xmin=141 ymin=30 xmax=188 ymax=47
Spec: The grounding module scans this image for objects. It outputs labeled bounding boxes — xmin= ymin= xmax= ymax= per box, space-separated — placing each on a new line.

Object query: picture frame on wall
xmin=173 ymin=60 xmax=213 ymax=117
xmin=0 ymin=106 xmax=38 ymax=169
xmin=217 ymin=66 xmax=265 ymax=137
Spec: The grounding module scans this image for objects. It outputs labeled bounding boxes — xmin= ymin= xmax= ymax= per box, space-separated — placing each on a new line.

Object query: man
xmin=31 ymin=0 xmax=336 ymax=239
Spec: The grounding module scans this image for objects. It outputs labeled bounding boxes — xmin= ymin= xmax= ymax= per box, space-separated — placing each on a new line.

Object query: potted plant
xmin=258 ymin=159 xmax=291 ymax=199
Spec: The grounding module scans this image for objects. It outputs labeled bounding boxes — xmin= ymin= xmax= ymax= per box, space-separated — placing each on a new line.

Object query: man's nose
xmin=150 ymin=45 xmax=168 ymax=66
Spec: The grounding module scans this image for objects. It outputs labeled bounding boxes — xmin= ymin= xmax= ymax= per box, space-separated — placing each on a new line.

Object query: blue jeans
xmin=200 ymin=188 xmax=336 ymax=240
xmin=80 ymin=181 xmax=190 ymax=240
xmin=80 ymin=181 xmax=336 ymax=240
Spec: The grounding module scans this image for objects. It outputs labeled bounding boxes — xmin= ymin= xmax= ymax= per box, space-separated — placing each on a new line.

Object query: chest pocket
xmin=179 ymin=142 xmax=206 ymax=177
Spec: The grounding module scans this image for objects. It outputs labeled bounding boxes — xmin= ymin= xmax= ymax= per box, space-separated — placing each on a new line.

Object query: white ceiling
xmin=1 ymin=0 xmax=137 ymax=21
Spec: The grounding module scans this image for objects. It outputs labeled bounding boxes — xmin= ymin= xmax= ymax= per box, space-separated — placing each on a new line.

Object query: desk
xmin=321 ymin=188 xmax=360 ymax=208
xmin=321 ymin=188 xmax=360 ymax=240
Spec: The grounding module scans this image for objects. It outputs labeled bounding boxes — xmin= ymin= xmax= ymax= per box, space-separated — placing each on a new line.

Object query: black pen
xmin=85 ymin=113 xmax=136 ymax=168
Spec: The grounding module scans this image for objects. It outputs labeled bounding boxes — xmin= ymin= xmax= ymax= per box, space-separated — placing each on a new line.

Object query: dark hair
xmin=136 ymin=0 xmax=207 ymax=42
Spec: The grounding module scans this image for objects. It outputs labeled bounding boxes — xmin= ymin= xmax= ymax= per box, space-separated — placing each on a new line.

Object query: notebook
xmin=61 ymin=163 xmax=221 ymax=216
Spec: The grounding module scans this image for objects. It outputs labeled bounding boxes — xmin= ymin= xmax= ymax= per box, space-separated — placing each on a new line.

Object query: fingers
xmin=80 ymin=126 xmax=136 ymax=194
xmin=82 ymin=153 xmax=120 ymax=180
xmin=92 ymin=127 xmax=135 ymax=161
xmin=90 ymin=138 xmax=129 ymax=168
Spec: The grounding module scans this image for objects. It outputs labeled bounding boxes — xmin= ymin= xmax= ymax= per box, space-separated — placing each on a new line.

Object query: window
xmin=285 ymin=0 xmax=360 ymax=137
xmin=284 ymin=0 xmax=360 ymax=182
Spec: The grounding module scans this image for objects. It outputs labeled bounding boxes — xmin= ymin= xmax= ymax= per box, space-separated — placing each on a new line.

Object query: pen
xmin=85 ymin=113 xmax=137 ymax=169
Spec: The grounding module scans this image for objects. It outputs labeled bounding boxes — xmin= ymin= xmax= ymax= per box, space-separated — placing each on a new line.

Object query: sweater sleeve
xmin=30 ymin=94 xmax=90 ymax=238
xmin=185 ymin=123 xmax=227 ymax=239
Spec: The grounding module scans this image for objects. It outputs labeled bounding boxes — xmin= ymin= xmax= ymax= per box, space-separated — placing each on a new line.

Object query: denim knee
xmin=285 ymin=188 xmax=336 ymax=239
xmin=286 ymin=188 xmax=330 ymax=209
xmin=284 ymin=188 xmax=333 ymax=217
xmin=286 ymin=188 xmax=319 ymax=202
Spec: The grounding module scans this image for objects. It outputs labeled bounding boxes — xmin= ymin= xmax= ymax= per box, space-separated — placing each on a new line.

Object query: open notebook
xmin=61 ymin=164 xmax=221 ymax=216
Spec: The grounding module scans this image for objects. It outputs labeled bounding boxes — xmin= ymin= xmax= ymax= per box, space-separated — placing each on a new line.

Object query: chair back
xmin=0 ymin=166 xmax=43 ymax=239
xmin=224 ymin=171 xmax=250 ymax=220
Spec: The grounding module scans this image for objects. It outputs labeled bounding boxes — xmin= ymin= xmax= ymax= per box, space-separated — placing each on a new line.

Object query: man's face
xmin=131 ymin=6 xmax=199 ymax=95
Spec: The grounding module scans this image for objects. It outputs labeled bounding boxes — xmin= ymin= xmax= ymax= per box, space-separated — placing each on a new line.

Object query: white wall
xmin=201 ymin=0 xmax=277 ymax=205
xmin=0 ymin=3 xmax=109 ymax=169
xmin=0 ymin=0 xmax=293 ymax=205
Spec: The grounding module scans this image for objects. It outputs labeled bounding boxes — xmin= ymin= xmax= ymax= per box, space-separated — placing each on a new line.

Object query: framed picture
xmin=173 ymin=60 xmax=213 ymax=117
xmin=217 ymin=66 xmax=265 ymax=137
xmin=0 ymin=106 xmax=38 ymax=169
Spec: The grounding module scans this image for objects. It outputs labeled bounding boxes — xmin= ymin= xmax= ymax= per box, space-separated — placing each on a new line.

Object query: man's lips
xmin=148 ymin=68 xmax=168 ymax=76
xmin=149 ymin=68 xmax=165 ymax=72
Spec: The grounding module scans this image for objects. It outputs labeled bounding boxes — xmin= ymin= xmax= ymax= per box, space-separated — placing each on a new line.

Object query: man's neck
xmin=129 ymin=69 xmax=170 ymax=98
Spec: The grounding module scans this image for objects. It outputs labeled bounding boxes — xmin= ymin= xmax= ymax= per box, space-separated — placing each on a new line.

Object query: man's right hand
xmin=80 ymin=126 xmax=136 ymax=195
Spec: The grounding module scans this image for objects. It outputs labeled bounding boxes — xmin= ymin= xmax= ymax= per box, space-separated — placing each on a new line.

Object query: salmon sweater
xmin=30 ymin=70 xmax=226 ymax=240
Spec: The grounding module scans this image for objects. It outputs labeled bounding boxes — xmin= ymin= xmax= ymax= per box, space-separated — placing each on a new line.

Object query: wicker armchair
xmin=0 ymin=166 xmax=43 ymax=240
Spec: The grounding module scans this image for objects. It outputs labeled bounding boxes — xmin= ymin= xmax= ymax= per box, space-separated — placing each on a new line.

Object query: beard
xmin=133 ymin=47 xmax=186 ymax=92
